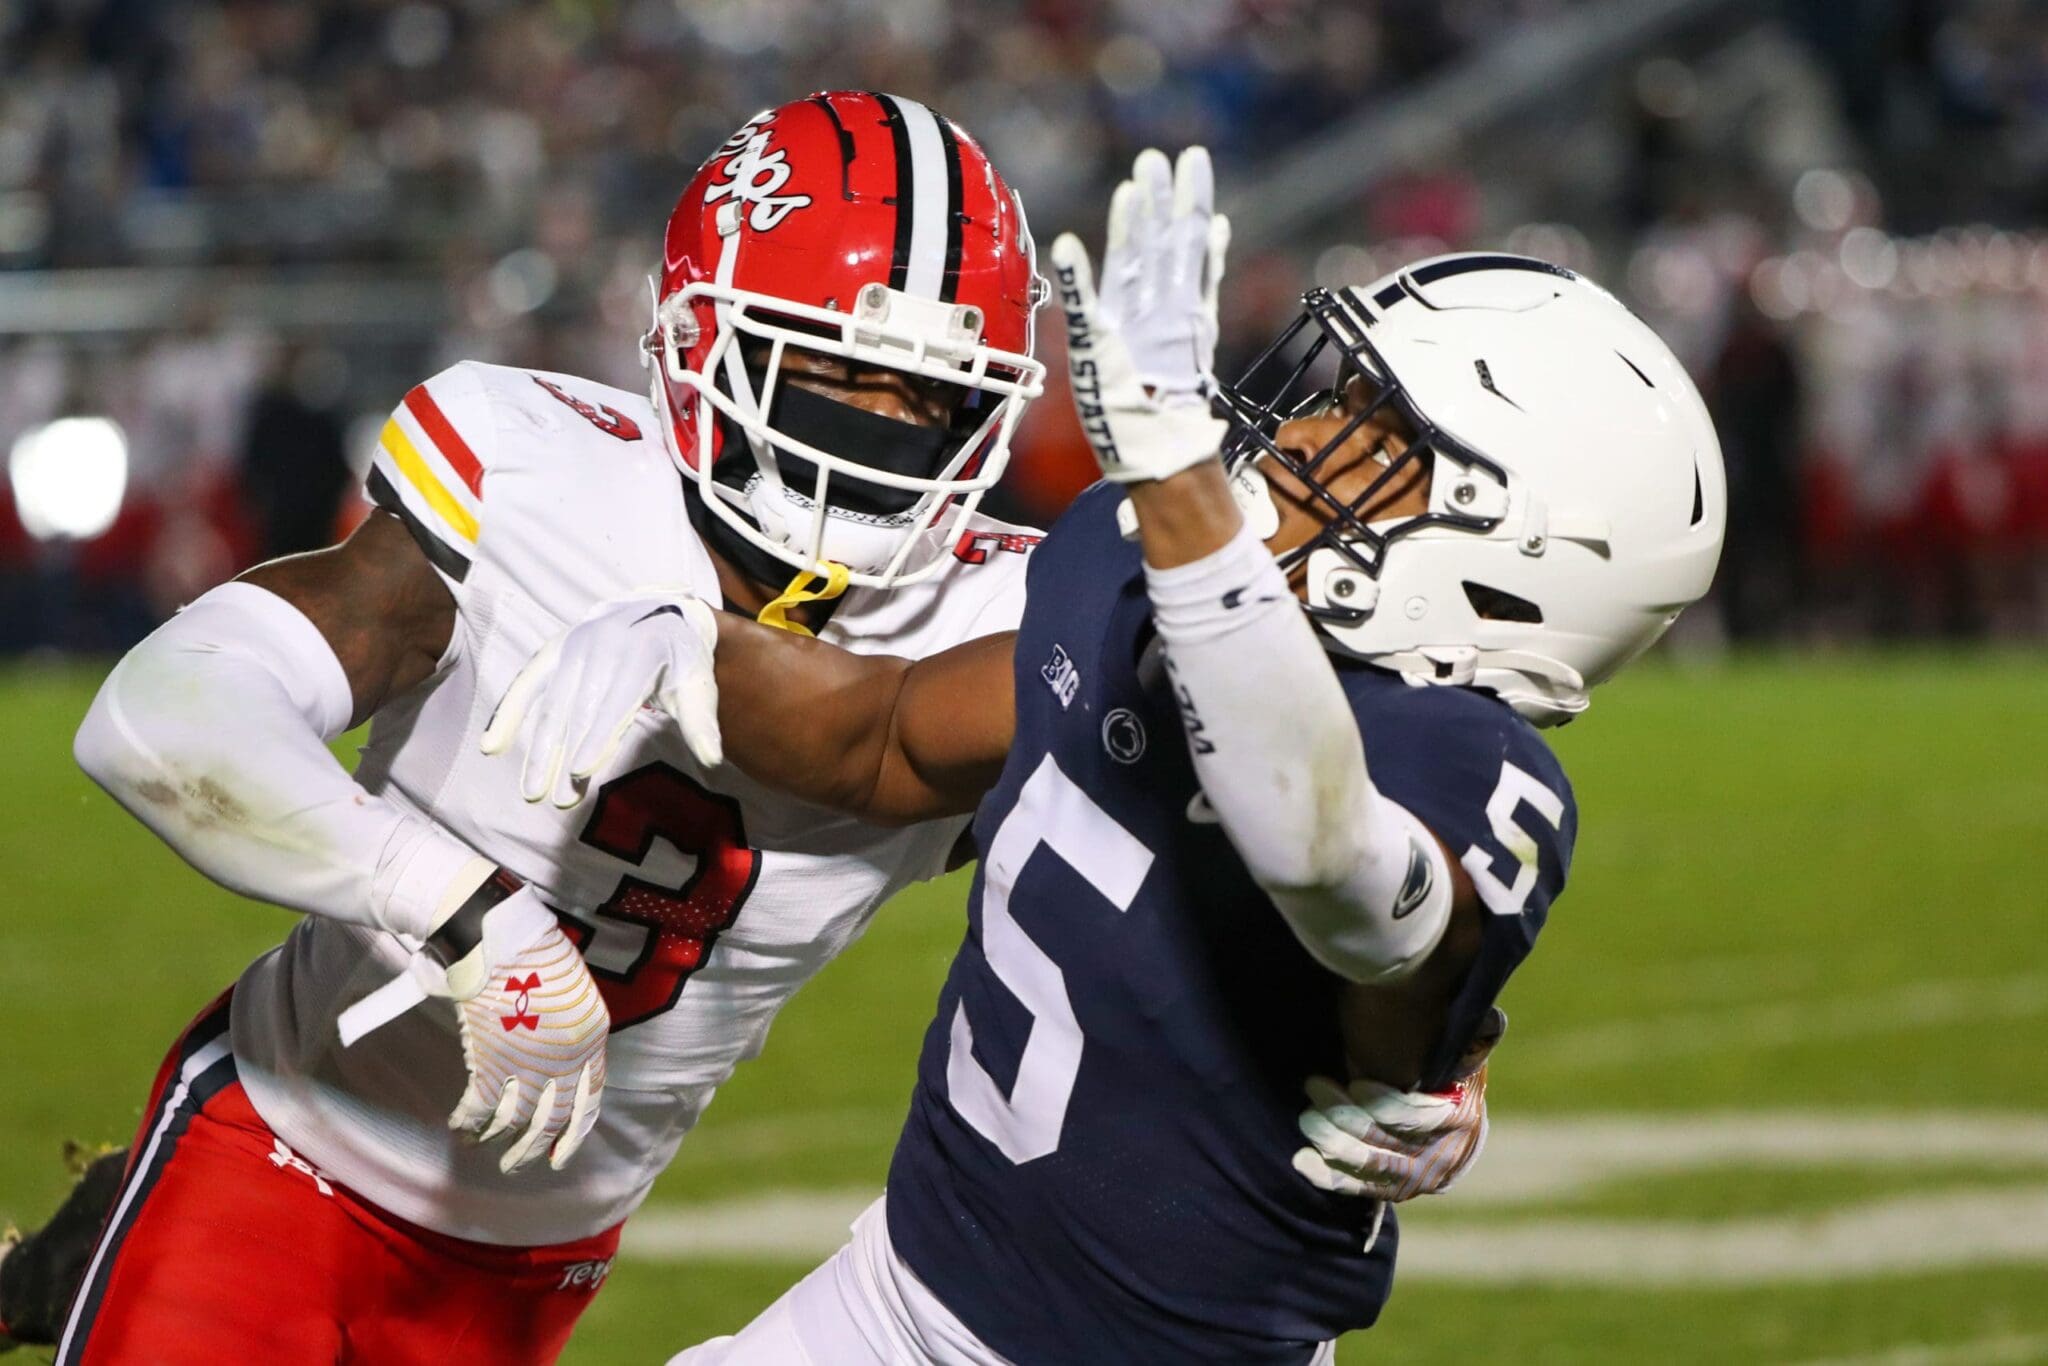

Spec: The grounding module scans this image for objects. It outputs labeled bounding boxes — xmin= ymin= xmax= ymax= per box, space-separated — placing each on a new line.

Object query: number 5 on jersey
xmin=947 ymin=756 xmax=1154 ymax=1165
xmin=1460 ymin=760 xmax=1565 ymax=918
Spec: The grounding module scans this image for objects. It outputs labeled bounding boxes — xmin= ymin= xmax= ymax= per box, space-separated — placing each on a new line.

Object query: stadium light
xmin=8 ymin=416 xmax=129 ymax=541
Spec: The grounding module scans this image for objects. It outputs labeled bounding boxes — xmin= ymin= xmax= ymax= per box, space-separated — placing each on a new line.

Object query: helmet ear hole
xmin=1463 ymin=581 xmax=1543 ymax=624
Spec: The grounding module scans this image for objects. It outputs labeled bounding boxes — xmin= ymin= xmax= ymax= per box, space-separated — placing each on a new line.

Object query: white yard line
xmin=1517 ymin=973 xmax=2048 ymax=1076
xmin=1791 ymin=1332 xmax=2048 ymax=1366
xmin=1393 ymin=1186 xmax=2048 ymax=1285
xmin=623 ymin=1111 xmax=2048 ymax=1282
xmin=668 ymin=1108 xmax=2048 ymax=1208
xmin=667 ymin=978 xmax=2048 ymax=1179
xmin=625 ymin=1189 xmax=878 ymax=1261
xmin=1453 ymin=1111 xmax=2048 ymax=1205
xmin=666 ymin=979 xmax=2048 ymax=1179
xmin=623 ymin=1183 xmax=2048 ymax=1283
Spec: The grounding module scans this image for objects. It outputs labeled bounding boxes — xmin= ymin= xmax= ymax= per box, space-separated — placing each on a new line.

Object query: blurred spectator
xmin=1708 ymin=297 xmax=1804 ymax=641
xmin=2 ymin=0 xmax=2046 ymax=650
xmin=239 ymin=342 xmax=352 ymax=560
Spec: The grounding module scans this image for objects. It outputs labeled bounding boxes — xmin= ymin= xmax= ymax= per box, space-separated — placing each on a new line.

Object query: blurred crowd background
xmin=3 ymin=0 xmax=2046 ymax=651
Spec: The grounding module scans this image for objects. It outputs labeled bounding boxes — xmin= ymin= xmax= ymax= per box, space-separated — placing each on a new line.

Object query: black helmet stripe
xmin=1407 ymin=253 xmax=1579 ymax=286
xmin=808 ymin=93 xmax=858 ymax=203
xmin=877 ymin=93 xmax=916 ymax=291
xmin=873 ymin=92 xmax=959 ymax=300
xmin=934 ymin=113 xmax=966 ymax=302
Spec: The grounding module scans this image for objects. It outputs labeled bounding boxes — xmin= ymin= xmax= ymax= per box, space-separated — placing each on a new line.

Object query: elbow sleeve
xmin=76 ymin=582 xmax=482 ymax=938
xmin=1267 ymin=791 xmax=1454 ymax=982
xmin=1146 ymin=519 xmax=1453 ymax=981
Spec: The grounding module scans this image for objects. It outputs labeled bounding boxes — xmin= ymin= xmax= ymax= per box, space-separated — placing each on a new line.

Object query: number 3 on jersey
xmin=946 ymin=755 xmax=1154 ymax=1164
xmin=557 ymin=762 xmax=761 ymax=1030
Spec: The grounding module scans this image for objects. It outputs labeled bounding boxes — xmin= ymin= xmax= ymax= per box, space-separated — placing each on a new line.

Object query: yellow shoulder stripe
xmin=379 ymin=418 xmax=480 ymax=545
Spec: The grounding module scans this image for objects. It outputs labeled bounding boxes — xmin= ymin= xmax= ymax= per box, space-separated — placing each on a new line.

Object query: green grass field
xmin=5 ymin=654 xmax=2046 ymax=1364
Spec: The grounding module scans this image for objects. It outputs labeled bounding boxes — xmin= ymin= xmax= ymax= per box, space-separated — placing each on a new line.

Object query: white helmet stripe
xmin=878 ymin=94 xmax=955 ymax=300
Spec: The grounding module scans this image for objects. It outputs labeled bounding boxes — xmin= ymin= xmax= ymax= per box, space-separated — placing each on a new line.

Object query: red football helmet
xmin=642 ymin=91 xmax=1048 ymax=588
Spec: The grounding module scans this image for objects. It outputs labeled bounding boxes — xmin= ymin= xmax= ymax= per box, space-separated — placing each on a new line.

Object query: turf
xmin=3 ymin=653 xmax=2043 ymax=1363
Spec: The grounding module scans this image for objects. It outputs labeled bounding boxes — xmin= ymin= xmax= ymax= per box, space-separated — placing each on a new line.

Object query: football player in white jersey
xmin=48 ymin=92 xmax=1049 ymax=1365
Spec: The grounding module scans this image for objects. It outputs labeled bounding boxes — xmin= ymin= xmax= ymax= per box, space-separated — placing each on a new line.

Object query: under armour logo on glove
xmin=340 ymin=881 xmax=610 ymax=1174
xmin=501 ymin=972 xmax=543 ymax=1031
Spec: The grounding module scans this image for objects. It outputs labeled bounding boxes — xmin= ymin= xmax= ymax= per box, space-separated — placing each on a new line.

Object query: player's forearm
xmin=711 ymin=615 xmax=1014 ymax=825
xmin=1124 ymin=460 xmax=1243 ymax=568
xmin=74 ymin=582 xmax=485 ymax=938
xmin=709 ymin=613 xmax=910 ymax=816
xmin=1142 ymin=518 xmax=1452 ymax=982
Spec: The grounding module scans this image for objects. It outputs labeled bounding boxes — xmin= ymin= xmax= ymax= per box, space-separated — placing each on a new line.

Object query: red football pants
xmin=57 ymin=993 xmax=621 ymax=1365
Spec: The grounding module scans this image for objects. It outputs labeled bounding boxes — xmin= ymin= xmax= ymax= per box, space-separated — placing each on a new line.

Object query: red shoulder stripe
xmin=402 ymin=385 xmax=485 ymax=497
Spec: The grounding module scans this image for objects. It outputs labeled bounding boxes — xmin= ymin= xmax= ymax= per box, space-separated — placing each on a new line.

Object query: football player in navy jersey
xmin=489 ymin=149 xmax=1724 ymax=1363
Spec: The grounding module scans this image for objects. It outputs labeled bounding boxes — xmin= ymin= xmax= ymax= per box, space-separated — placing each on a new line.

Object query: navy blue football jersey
xmin=887 ymin=482 xmax=1576 ymax=1364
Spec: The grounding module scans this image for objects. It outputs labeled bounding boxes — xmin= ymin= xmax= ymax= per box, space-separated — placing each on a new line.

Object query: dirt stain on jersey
xmin=133 ymin=774 xmax=253 ymax=832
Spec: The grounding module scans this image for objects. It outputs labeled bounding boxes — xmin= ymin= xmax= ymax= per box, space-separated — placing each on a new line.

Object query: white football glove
xmin=1049 ymin=145 xmax=1231 ymax=484
xmin=1291 ymin=1066 xmax=1489 ymax=1202
xmin=481 ymin=592 xmax=723 ymax=808
xmin=338 ymin=872 xmax=610 ymax=1174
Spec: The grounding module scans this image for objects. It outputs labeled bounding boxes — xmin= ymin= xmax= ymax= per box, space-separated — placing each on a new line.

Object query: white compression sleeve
xmin=1146 ymin=520 xmax=1453 ymax=981
xmin=73 ymin=581 xmax=489 ymax=939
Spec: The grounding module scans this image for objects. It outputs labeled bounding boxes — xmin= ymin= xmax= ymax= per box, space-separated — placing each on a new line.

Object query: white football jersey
xmin=228 ymin=361 xmax=1038 ymax=1246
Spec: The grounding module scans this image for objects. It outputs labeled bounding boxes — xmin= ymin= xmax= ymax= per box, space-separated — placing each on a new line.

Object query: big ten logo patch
xmin=1040 ymin=644 xmax=1080 ymax=710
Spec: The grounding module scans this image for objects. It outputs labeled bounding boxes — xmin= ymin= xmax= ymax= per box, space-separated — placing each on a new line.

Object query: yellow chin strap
xmin=755 ymin=560 xmax=851 ymax=637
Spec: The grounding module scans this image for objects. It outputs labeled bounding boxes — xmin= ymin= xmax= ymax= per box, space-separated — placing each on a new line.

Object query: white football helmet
xmin=1217 ymin=253 xmax=1727 ymax=724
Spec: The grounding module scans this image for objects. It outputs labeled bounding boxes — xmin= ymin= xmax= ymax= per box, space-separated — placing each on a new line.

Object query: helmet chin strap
xmin=754 ymin=560 xmax=851 ymax=636
xmin=680 ymin=450 xmax=856 ymax=636
xmin=1299 ymin=532 xmax=1590 ymax=725
xmin=1174 ymin=458 xmax=1593 ymax=722
xmin=1372 ymin=645 xmax=1589 ymax=726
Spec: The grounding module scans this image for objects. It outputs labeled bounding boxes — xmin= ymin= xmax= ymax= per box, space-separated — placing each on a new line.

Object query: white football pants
xmin=665 ymin=1196 xmax=1007 ymax=1365
xmin=666 ymin=1195 xmax=1340 ymax=1365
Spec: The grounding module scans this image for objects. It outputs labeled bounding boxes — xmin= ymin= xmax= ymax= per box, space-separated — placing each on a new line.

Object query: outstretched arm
xmin=1051 ymin=147 xmax=1477 ymax=996
xmin=480 ymin=591 xmax=1020 ymax=829
xmin=75 ymin=509 xmax=609 ymax=1173
xmin=1130 ymin=468 xmax=1481 ymax=1002
xmin=711 ymin=616 xmax=1018 ymax=826
xmin=73 ymin=510 xmax=475 ymax=934
xmin=1055 ymin=145 xmax=1496 ymax=1207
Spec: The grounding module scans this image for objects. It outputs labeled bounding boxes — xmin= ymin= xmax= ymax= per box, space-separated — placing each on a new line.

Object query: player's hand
xmin=1049 ymin=146 xmax=1231 ymax=484
xmin=482 ymin=592 xmax=723 ymax=808
xmin=338 ymin=879 xmax=610 ymax=1173
xmin=1291 ymin=1066 xmax=1489 ymax=1202
xmin=440 ymin=887 xmax=610 ymax=1173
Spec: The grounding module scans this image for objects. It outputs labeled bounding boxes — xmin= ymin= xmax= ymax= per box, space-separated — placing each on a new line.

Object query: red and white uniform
xmin=62 ymin=995 xmax=625 ymax=1365
xmin=61 ymin=90 xmax=1046 ymax=1364
xmin=230 ymin=360 xmax=1034 ymax=1246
